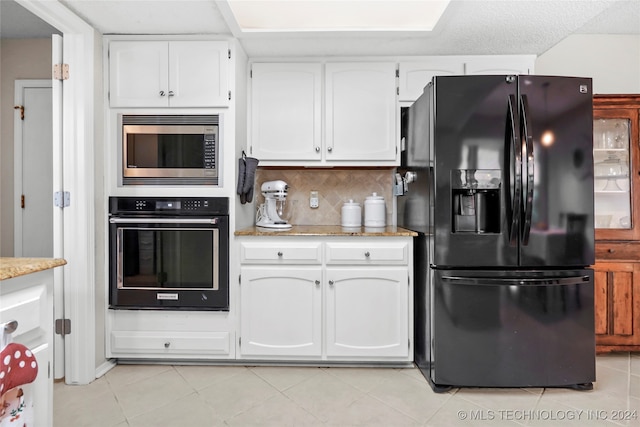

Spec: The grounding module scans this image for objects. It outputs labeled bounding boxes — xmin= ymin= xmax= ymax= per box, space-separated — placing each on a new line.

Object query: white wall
xmin=536 ymin=34 xmax=640 ymax=94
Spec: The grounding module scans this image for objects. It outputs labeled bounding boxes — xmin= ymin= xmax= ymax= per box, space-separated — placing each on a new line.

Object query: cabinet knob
xmin=329 ymin=280 xmax=334 ymax=286
xmin=364 ymin=251 xmax=371 ymax=258
xmin=608 ymin=248 xmax=615 ymax=253
xmin=327 ymin=147 xmax=333 ymax=153
xmin=315 ymin=146 xmax=320 ymax=153
xmin=277 ymin=251 xmax=283 ymax=257
xmin=164 ymin=342 xmax=170 ymax=348
xmin=159 ymin=90 xmax=166 ymax=97
xmin=168 ymin=91 xmax=175 ymax=97
xmin=315 ymin=280 xmax=320 ymax=286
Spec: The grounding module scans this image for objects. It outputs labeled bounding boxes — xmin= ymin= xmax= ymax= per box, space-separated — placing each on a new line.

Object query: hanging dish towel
xmin=237 ymin=152 xmax=259 ymax=204
xmin=0 ymin=322 xmax=38 ymax=426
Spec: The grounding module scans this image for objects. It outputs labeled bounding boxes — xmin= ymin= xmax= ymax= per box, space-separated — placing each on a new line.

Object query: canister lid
xmin=365 ymin=192 xmax=384 ymax=201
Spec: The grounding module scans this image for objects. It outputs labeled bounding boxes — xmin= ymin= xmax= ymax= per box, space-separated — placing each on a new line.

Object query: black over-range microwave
xmin=122 ymin=114 xmax=220 ymax=185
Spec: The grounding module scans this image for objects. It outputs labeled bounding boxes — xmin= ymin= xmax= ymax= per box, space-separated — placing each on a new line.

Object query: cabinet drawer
xmin=326 ymin=241 xmax=408 ymax=264
xmin=595 ymin=243 xmax=640 ymax=261
xmin=240 ymin=241 xmax=322 ymax=264
xmin=110 ymin=331 xmax=230 ymax=355
xmin=0 ymin=284 xmax=47 ymax=345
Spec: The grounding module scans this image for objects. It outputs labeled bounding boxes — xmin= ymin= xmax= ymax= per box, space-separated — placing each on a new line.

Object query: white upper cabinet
xmin=398 ymin=55 xmax=536 ymax=102
xmin=464 ymin=55 xmax=535 ymax=75
xmin=109 ymin=40 xmax=229 ymax=108
xmin=250 ymin=63 xmax=322 ymax=161
xmin=325 ymin=63 xmax=397 ymax=163
xmin=249 ymin=62 xmax=398 ymax=166
xmin=398 ymin=59 xmax=464 ymax=101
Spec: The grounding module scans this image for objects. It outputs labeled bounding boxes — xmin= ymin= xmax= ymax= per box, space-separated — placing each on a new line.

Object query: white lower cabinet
xmin=107 ymin=310 xmax=234 ymax=360
xmin=1 ymin=271 xmax=54 ymax=427
xmin=238 ymin=237 xmax=413 ymax=362
xmin=239 ymin=267 xmax=322 ymax=357
xmin=326 ymin=268 xmax=409 ymax=358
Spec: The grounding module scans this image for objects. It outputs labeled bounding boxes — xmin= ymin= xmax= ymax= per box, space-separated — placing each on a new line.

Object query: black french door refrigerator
xmin=398 ymin=75 xmax=595 ymax=392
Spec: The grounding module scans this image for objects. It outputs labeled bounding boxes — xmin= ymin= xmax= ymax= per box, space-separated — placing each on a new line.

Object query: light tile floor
xmin=54 ymin=353 xmax=639 ymax=427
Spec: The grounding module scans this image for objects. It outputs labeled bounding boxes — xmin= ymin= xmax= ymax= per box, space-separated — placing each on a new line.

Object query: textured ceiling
xmin=1 ymin=0 xmax=639 ymax=57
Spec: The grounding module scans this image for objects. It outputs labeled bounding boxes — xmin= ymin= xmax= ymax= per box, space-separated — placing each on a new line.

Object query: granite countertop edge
xmin=235 ymin=225 xmax=418 ymax=237
xmin=0 ymin=257 xmax=67 ymax=281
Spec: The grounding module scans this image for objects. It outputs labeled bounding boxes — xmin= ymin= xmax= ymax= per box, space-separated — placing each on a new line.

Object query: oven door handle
xmin=109 ymin=218 xmax=219 ymax=225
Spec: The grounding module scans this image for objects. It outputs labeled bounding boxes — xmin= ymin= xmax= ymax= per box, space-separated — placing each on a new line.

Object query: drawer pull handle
xmin=277 ymin=251 xmax=283 ymax=257
xmin=164 ymin=342 xmax=170 ymax=348
xmin=329 ymin=280 xmax=334 ymax=286
xmin=608 ymin=248 xmax=615 ymax=253
xmin=364 ymin=251 xmax=371 ymax=258
xmin=2 ymin=320 xmax=18 ymax=334
xmin=159 ymin=90 xmax=166 ymax=97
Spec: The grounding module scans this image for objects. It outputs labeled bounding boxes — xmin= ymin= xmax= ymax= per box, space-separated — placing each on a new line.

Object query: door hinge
xmin=239 ymin=274 xmax=241 ymax=284
xmin=228 ymin=90 xmax=232 ymax=101
xmin=55 ymin=318 xmax=71 ymax=336
xmin=228 ymin=49 xmax=231 ymax=59
xmin=53 ymin=63 xmax=69 ymax=80
xmin=14 ymin=105 xmax=24 ymax=120
xmin=54 ymin=191 xmax=70 ymax=208
xmin=239 ymin=337 xmax=241 ymax=346
xmin=395 ymin=68 xmax=400 ymax=78
xmin=250 ymin=69 xmax=252 ymax=78
xmin=20 ymin=194 xmax=25 ymax=209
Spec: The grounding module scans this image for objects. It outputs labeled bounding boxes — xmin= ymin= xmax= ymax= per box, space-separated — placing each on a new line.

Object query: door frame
xmin=13 ymin=79 xmax=52 ymax=257
xmin=18 ymin=0 xmax=99 ymax=385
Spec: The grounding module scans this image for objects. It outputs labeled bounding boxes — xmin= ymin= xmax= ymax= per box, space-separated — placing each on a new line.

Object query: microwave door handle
xmin=109 ymin=218 xmax=219 ymax=225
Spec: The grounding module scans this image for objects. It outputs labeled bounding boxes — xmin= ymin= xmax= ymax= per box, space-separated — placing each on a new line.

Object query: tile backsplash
xmin=255 ymin=168 xmax=395 ymax=226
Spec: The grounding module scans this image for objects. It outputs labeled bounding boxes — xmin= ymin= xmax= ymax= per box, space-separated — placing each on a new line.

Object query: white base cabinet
xmin=326 ymin=268 xmax=409 ymax=358
xmin=107 ymin=310 xmax=234 ymax=360
xmin=238 ymin=236 xmax=413 ymax=362
xmin=240 ymin=267 xmax=322 ymax=357
xmin=0 ymin=271 xmax=54 ymax=427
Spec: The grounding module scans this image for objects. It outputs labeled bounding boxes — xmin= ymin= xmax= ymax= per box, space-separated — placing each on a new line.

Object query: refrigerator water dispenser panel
xmin=451 ymin=169 xmax=501 ymax=233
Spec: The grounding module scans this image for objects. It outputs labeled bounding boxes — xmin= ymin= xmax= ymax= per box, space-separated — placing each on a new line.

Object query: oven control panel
xmin=109 ymin=197 xmax=228 ymax=215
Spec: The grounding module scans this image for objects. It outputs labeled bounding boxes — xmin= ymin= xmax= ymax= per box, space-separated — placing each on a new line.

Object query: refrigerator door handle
xmin=441 ymin=275 xmax=590 ymax=286
xmin=520 ymin=94 xmax=535 ymax=245
xmin=507 ymin=95 xmax=521 ymax=247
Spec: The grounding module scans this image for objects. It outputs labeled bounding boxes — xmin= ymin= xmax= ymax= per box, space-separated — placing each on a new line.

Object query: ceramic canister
xmin=364 ymin=192 xmax=386 ymax=227
xmin=341 ymin=199 xmax=362 ymax=227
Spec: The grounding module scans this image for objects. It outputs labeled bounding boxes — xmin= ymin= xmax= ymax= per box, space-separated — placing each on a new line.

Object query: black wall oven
xmin=109 ymin=197 xmax=229 ymax=310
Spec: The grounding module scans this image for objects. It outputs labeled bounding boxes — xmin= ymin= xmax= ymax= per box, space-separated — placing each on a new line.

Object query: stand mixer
xmin=256 ymin=180 xmax=293 ymax=229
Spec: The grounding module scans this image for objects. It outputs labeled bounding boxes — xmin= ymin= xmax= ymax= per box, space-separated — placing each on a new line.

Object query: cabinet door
xmin=250 ymin=63 xmax=322 ymax=161
xmin=169 ymin=41 xmax=228 ymax=107
xmin=325 ymin=268 xmax=409 ymax=358
xmin=594 ymin=262 xmax=640 ymax=346
xmin=464 ymin=55 xmax=535 ymax=75
xmin=593 ymin=104 xmax=639 ymax=240
xmin=239 ymin=267 xmax=322 ymax=357
xmin=109 ymin=41 xmax=169 ymax=107
xmin=325 ymin=63 xmax=397 ymax=162
xmin=398 ymin=59 xmax=464 ymax=102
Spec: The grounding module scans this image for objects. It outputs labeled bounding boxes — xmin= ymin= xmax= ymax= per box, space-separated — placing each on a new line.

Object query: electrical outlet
xmin=310 ymin=191 xmax=319 ymax=209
